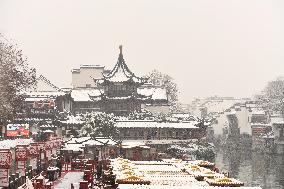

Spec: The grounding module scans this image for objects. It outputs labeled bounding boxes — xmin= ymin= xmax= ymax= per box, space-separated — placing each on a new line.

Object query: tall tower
xmin=96 ymin=46 xmax=149 ymax=115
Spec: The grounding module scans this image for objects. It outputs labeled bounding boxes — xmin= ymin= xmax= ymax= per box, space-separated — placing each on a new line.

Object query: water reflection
xmin=215 ymin=149 xmax=284 ymax=189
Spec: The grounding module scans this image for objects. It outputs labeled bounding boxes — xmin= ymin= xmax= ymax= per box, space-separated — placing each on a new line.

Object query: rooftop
xmin=116 ymin=120 xmax=198 ymax=129
xmin=71 ymin=65 xmax=105 ymax=73
xmin=102 ymin=46 xmax=147 ymax=84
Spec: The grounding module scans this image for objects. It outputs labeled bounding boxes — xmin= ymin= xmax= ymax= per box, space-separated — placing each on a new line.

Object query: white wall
xmin=236 ymin=107 xmax=251 ymax=135
xmin=72 ymin=66 xmax=104 ymax=88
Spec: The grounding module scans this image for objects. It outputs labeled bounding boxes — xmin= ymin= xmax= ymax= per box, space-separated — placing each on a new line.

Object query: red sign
xmin=29 ymin=143 xmax=39 ymax=157
xmin=45 ymin=141 xmax=52 ymax=150
xmin=38 ymin=142 xmax=46 ymax=151
xmin=16 ymin=146 xmax=28 ymax=161
xmin=6 ymin=124 xmax=29 ymax=137
xmin=0 ymin=150 xmax=12 ymax=169
xmin=0 ymin=169 xmax=9 ymax=187
xmin=33 ymin=99 xmax=55 ymax=109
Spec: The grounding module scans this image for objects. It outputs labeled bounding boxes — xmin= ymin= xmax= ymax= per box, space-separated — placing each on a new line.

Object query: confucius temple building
xmin=22 ymin=46 xmax=169 ymax=119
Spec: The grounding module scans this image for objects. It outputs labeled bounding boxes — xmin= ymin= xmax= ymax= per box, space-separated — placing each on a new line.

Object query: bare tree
xmin=0 ymin=35 xmax=36 ymax=120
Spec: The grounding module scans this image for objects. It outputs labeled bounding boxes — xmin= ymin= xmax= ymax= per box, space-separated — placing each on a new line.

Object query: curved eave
xmin=100 ymin=78 xmax=147 ymax=86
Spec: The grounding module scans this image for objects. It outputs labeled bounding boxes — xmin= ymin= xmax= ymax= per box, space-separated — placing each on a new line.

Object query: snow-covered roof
xmin=103 ymin=46 xmax=147 ymax=84
xmin=24 ymin=91 xmax=65 ymax=99
xmin=272 ymin=121 xmax=284 ymax=126
xmin=60 ymin=115 xmax=85 ymax=124
xmin=226 ymin=111 xmax=237 ymax=115
xmin=83 ymin=138 xmax=117 ymax=146
xmin=116 ymin=121 xmax=198 ymax=129
xmin=66 ymin=137 xmax=91 ymax=144
xmin=118 ymin=184 xmax=261 ymax=189
xmin=39 ymin=124 xmax=57 ymax=128
xmin=62 ymin=143 xmax=84 ymax=151
xmin=251 ymin=110 xmax=266 ymax=115
xmin=71 ymin=89 xmax=102 ymax=102
xmin=250 ymin=123 xmax=270 ymax=127
xmin=121 ymin=141 xmax=150 ymax=149
xmin=66 ymin=137 xmax=117 ymax=146
xmin=171 ymin=113 xmax=190 ymax=118
xmin=43 ymin=130 xmax=54 ymax=133
xmin=110 ymin=158 xmax=259 ymax=189
xmin=0 ymin=139 xmax=33 ymax=149
xmin=14 ymin=118 xmax=53 ymax=122
xmin=137 ymin=87 xmax=167 ymax=100
xmin=25 ymin=97 xmax=54 ymax=102
xmin=261 ymin=131 xmax=274 ymax=139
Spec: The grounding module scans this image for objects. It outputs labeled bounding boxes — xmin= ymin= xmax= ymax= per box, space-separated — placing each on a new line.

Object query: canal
xmin=215 ymin=149 xmax=284 ymax=189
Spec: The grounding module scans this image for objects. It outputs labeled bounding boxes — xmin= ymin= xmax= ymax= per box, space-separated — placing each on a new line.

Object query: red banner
xmin=16 ymin=145 xmax=28 ymax=161
xmin=0 ymin=150 xmax=12 ymax=169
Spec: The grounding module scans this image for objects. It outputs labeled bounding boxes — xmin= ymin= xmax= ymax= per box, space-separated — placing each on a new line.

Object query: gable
xmin=35 ymin=75 xmax=61 ymax=92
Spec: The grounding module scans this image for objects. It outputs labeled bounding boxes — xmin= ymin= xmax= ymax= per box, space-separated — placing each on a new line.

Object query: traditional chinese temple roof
xmin=102 ymin=46 xmax=148 ymax=84
xmin=137 ymin=86 xmax=168 ymax=101
xmin=71 ymin=89 xmax=102 ymax=102
xmin=84 ymin=86 xmax=167 ymax=102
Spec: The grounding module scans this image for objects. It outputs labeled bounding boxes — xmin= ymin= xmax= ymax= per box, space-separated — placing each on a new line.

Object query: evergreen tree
xmin=147 ymin=69 xmax=179 ymax=112
xmin=80 ymin=112 xmax=119 ymax=139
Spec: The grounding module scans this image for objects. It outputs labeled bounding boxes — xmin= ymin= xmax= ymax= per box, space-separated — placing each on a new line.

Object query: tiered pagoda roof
xmin=101 ymin=45 xmax=148 ymax=84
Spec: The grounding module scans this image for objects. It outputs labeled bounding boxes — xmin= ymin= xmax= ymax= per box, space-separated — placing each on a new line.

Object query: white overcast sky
xmin=1 ymin=0 xmax=284 ymax=103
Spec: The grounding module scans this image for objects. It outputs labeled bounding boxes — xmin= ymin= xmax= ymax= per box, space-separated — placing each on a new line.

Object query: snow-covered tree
xmin=257 ymin=77 xmax=284 ymax=114
xmin=147 ymin=69 xmax=179 ymax=112
xmin=80 ymin=112 xmax=119 ymax=139
xmin=0 ymin=35 xmax=36 ymax=120
xmin=128 ymin=109 xmax=153 ymax=120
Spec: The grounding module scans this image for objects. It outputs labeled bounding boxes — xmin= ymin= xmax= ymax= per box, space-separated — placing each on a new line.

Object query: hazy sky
xmin=1 ymin=0 xmax=284 ymax=103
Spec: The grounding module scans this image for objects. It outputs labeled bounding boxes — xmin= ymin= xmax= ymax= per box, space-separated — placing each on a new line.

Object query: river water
xmin=215 ymin=149 xmax=284 ymax=189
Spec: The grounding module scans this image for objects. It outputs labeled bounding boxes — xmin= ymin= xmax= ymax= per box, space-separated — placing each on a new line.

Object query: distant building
xmin=72 ymin=65 xmax=105 ymax=88
xmin=249 ymin=110 xmax=268 ymax=124
xmin=22 ymin=75 xmax=68 ymax=120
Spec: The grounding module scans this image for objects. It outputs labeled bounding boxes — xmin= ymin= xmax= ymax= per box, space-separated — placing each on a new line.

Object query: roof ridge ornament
xmin=119 ymin=45 xmax=123 ymax=55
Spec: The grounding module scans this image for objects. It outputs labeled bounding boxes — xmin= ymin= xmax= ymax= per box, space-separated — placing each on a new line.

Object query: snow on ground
xmin=54 ymin=172 xmax=84 ymax=189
